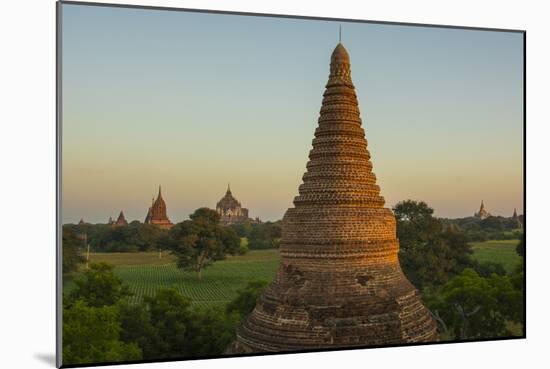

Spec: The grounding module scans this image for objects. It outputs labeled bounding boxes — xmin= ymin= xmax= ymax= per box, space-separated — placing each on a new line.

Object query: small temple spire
xmin=227 ymin=183 xmax=231 ymax=194
xmin=339 ymin=24 xmax=342 ymax=43
xmin=144 ymin=186 xmax=173 ymax=229
xmin=113 ymin=210 xmax=128 ymax=227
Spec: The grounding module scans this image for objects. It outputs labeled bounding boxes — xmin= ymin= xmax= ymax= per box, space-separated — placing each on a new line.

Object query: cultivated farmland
xmin=470 ymin=239 xmax=522 ymax=273
xmin=87 ymin=249 xmax=280 ymax=306
xmin=78 ymin=239 xmax=521 ymax=307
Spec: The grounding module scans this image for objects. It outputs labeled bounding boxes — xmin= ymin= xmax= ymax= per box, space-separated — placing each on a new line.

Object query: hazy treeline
xmin=229 ymin=221 xmax=282 ymax=249
xmin=63 ymin=218 xmax=282 ymax=253
xmin=441 ymin=215 xmax=523 ymax=242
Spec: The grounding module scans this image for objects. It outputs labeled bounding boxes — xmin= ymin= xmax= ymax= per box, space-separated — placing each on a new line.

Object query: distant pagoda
xmin=216 ymin=184 xmax=250 ymax=225
xmin=231 ymin=42 xmax=437 ymax=353
xmin=144 ymin=186 xmax=173 ymax=229
xmin=512 ymin=208 xmax=522 ymax=228
xmin=474 ymin=200 xmax=491 ymax=219
xmin=113 ymin=210 xmax=128 ymax=227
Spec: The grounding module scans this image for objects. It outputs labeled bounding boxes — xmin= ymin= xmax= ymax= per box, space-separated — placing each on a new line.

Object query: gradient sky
xmin=61 ymin=3 xmax=524 ymax=224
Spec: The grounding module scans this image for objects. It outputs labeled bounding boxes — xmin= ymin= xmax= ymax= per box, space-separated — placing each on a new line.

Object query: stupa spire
xmin=232 ymin=42 xmax=437 ymax=353
xmin=113 ymin=210 xmax=128 ymax=227
xmin=144 ymin=186 xmax=173 ymax=229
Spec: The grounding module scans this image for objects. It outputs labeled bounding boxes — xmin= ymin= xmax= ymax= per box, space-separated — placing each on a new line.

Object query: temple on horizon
xmin=144 ymin=186 xmax=174 ymax=229
xmin=231 ymin=42 xmax=437 ymax=353
xmin=113 ymin=210 xmax=128 ymax=227
xmin=474 ymin=200 xmax=492 ymax=219
xmin=215 ymin=184 xmax=250 ymax=225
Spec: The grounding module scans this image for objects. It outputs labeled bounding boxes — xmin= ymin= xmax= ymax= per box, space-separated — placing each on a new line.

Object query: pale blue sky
xmin=62 ymin=3 xmax=523 ymax=223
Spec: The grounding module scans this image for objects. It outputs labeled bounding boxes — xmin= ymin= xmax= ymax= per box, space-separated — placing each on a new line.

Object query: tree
xmin=163 ymin=208 xmax=240 ymax=279
xmin=226 ymin=280 xmax=268 ymax=319
xmin=184 ymin=306 xmax=240 ymax=357
xmin=143 ymin=288 xmax=194 ymax=359
xmin=248 ymin=221 xmax=282 ymax=250
xmin=75 ymin=222 xmax=168 ymax=252
xmin=427 ymin=268 xmax=523 ymax=340
xmin=480 ymin=216 xmax=505 ymax=231
xmin=238 ymin=238 xmax=249 ymax=255
xmin=473 ymin=261 xmax=507 ymax=278
xmin=230 ymin=221 xmax=253 ymax=238
xmin=118 ymin=301 xmax=158 ymax=359
xmin=183 ymin=280 xmax=270 ymax=357
xmin=69 ymin=262 xmax=130 ymax=307
xmin=62 ymin=227 xmax=85 ymax=277
xmin=63 ymin=300 xmax=142 ymax=365
xmin=393 ymin=200 xmax=474 ymax=290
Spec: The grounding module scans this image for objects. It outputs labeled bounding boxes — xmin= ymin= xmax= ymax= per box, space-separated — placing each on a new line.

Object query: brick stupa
xmin=144 ymin=186 xmax=173 ymax=229
xmin=231 ymin=42 xmax=437 ymax=353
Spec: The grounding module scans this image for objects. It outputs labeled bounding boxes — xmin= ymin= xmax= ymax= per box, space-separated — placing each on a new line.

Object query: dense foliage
xmin=425 ymin=268 xmax=523 ymax=340
xmin=226 ymin=280 xmax=269 ymax=317
xmin=393 ymin=200 xmax=474 ymax=289
xmin=69 ymin=262 xmax=131 ymax=307
xmin=441 ymin=215 xmax=523 ymax=242
xmin=63 ymin=300 xmax=142 ymax=364
xmin=62 ymin=261 xmax=267 ymax=365
xmin=230 ymin=221 xmax=282 ymax=249
xmin=161 ymin=208 xmax=240 ymax=279
xmin=62 ymin=227 xmax=85 ymax=277
xmin=394 ymin=200 xmax=524 ymax=339
xmin=63 ymin=222 xmax=167 ymax=252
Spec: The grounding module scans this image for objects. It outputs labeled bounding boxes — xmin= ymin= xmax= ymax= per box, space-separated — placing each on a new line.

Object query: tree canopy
xmin=69 ymin=263 xmax=131 ymax=307
xmin=62 ymin=259 xmax=270 ymax=365
xmin=393 ymin=200 xmax=474 ymax=290
xmin=62 ymin=227 xmax=85 ymax=277
xmin=63 ymin=222 xmax=168 ymax=253
xmin=426 ymin=268 xmax=523 ymax=340
xmin=162 ymin=208 xmax=240 ymax=279
xmin=63 ymin=300 xmax=142 ymax=365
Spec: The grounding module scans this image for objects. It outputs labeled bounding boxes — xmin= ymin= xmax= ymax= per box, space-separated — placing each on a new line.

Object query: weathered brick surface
xmin=230 ymin=43 xmax=437 ymax=354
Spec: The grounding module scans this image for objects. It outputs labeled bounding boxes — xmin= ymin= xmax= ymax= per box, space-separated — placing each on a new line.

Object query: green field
xmin=76 ymin=239 xmax=520 ymax=307
xmin=87 ymin=249 xmax=280 ymax=306
xmin=470 ymin=239 xmax=522 ymax=273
